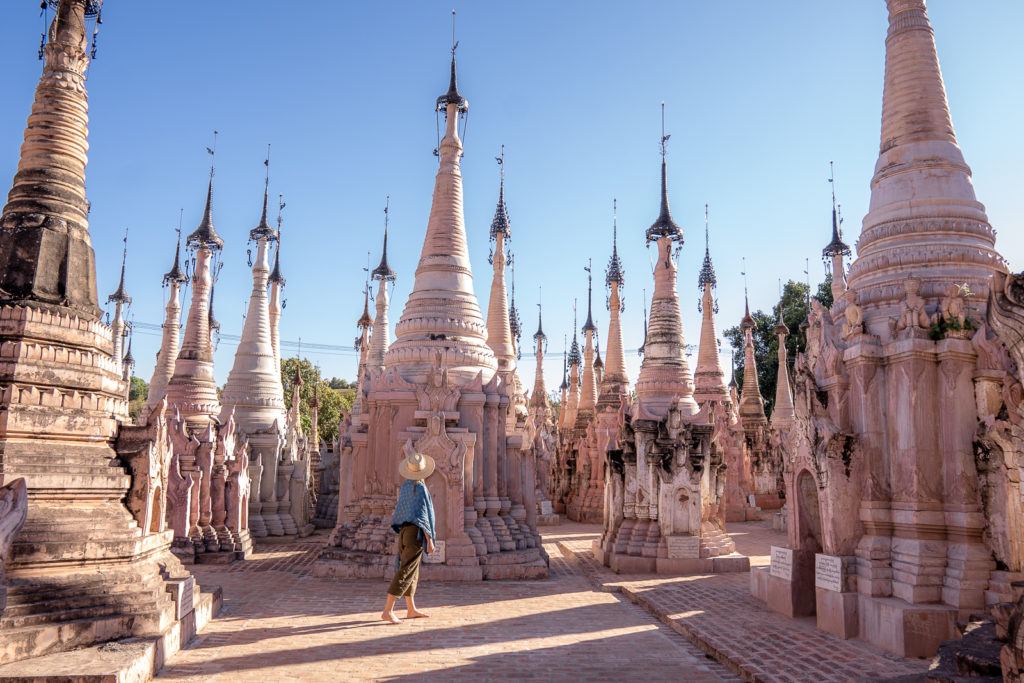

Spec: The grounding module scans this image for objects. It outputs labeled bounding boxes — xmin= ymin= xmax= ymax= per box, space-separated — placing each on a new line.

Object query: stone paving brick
xmin=159 ymin=533 xmax=739 ymax=682
xmin=556 ymin=521 xmax=932 ymax=683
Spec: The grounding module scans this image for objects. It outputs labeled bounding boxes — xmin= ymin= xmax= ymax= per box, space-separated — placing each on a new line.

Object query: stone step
xmin=3 ymin=581 xmax=166 ymax=619
xmin=5 ymin=574 xmax=160 ymax=602
xmin=0 ymin=586 xmax=221 ymax=673
xmin=8 ymin=472 xmax=132 ymax=490
xmin=0 ymin=599 xmax=167 ymax=630
xmin=13 ymin=463 xmax=130 ymax=476
xmin=0 ymin=639 xmax=156 ymax=683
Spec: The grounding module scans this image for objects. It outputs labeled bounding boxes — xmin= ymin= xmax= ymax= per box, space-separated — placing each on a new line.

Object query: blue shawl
xmin=391 ymin=479 xmax=436 ymax=551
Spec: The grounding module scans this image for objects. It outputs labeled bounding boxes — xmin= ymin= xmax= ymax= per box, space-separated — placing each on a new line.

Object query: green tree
xmin=128 ymin=376 xmax=148 ymax=421
xmin=723 ymin=275 xmax=833 ymax=417
xmin=281 ymin=358 xmax=352 ymax=445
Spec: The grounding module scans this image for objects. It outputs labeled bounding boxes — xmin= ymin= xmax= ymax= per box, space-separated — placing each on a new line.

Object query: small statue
xmin=806 ymin=300 xmax=825 ymax=366
xmin=841 ymin=290 xmax=863 ymax=340
xmin=940 ymin=282 xmax=971 ymax=331
xmin=897 ymin=277 xmax=931 ymax=331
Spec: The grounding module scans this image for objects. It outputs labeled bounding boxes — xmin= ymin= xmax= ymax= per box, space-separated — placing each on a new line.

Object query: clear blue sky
xmin=1 ymin=1 xmax=1021 ymax=395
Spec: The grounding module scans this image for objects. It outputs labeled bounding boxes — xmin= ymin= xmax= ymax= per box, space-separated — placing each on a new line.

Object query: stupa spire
xmin=145 ymin=222 xmax=189 ymax=414
xmin=509 ymin=254 xmax=522 ymax=360
xmin=635 ymin=104 xmax=697 ymax=418
xmin=188 ymin=134 xmax=224 ymax=251
xmin=577 ymin=261 xmax=598 ymax=420
xmin=737 ymin=274 xmax=766 ymax=426
xmin=368 ymin=198 xmax=395 ymax=370
xmin=600 ymin=199 xmax=628 ymax=396
xmin=220 ymin=155 xmax=287 ymax=433
xmin=121 ymin=324 xmax=135 ymax=384
xmin=164 ymin=155 xmax=224 ymax=428
xmin=847 ymin=0 xmax=1003 ymax=316
xmin=564 ymin=301 xmax=581 ymax=428
xmin=268 ymin=194 xmax=286 ymax=376
xmin=771 ymin=304 xmax=795 ymax=428
xmin=694 ymin=205 xmax=727 ymax=402
xmin=269 ymin=198 xmax=285 ymax=286
xmin=0 ymin=0 xmax=100 ymax=316
xmin=822 ymin=162 xmax=851 ymax=303
xmin=485 ymin=148 xmax=517 ymax=371
xmin=558 ymin=339 xmax=569 ymax=430
xmin=371 ymin=197 xmax=396 ymax=282
xmin=357 ymin=282 xmax=373 ymax=330
xmin=385 ymin=25 xmax=496 ymax=384
xmin=163 ymin=216 xmax=187 ymax=286
xmin=645 ymin=103 xmax=683 ymax=243
xmin=107 ymin=228 xmax=131 ymax=374
xmin=529 ymin=293 xmax=548 ymax=409
xmin=251 ymin=144 xmax=276 ymax=242
xmin=352 ymin=277 xmax=373 ymax=416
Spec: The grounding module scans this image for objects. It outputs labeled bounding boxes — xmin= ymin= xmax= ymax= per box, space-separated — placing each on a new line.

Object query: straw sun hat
xmin=399 ymin=440 xmax=435 ymax=481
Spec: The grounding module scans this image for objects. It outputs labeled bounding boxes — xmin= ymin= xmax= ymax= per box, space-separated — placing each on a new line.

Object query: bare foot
xmin=406 ymin=610 xmax=429 ymax=619
xmin=381 ymin=611 xmax=401 ymax=624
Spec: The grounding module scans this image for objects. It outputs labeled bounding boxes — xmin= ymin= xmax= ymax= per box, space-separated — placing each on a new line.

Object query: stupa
xmin=569 ymin=206 xmax=628 ymax=524
xmin=106 ymin=232 xmax=131 ymax=378
xmin=687 ymin=211 xmax=756 ymax=525
xmin=0 ymin=0 xmax=215 ymax=668
xmin=752 ymin=0 xmax=1021 ymax=658
xmin=218 ymin=163 xmax=286 ymax=551
xmin=599 ymin=107 xmax=743 ymax=575
xmin=528 ymin=299 xmax=559 ymax=525
xmin=737 ymin=293 xmax=782 ymax=512
xmin=319 ymin=32 xmax=546 ymax=580
xmin=145 ymin=229 xmax=188 ymax=415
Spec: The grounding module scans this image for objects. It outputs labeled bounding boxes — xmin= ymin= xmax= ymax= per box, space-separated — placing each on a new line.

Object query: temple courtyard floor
xmin=158 ymin=523 xmax=931 ymax=682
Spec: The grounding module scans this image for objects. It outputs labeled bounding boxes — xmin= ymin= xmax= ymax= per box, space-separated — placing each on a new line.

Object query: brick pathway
xmin=159 ymin=532 xmax=738 ymax=682
xmin=555 ymin=521 xmax=931 ymax=683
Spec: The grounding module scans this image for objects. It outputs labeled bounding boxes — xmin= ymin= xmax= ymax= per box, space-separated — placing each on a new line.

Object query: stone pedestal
xmin=751 ymin=546 xmax=816 ymax=618
xmin=814 ymin=553 xmax=859 ymax=639
xmin=856 ymin=595 xmax=957 ymax=659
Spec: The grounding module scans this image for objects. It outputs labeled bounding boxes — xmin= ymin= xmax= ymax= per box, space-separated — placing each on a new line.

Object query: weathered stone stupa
xmin=107 ymin=233 xmax=131 ymax=379
xmin=218 ymin=170 xmax=286 ymax=550
xmin=528 ymin=300 xmax=559 ymax=525
xmin=320 ymin=38 xmax=546 ymax=580
xmin=568 ymin=209 xmax=627 ymax=525
xmin=164 ymin=176 xmax=223 ymax=431
xmin=753 ymin=0 xmax=1021 ymax=658
xmin=145 ymin=230 xmax=188 ymax=415
xmin=598 ymin=110 xmax=743 ymax=574
xmin=737 ymin=294 xmax=782 ymax=512
xmin=688 ymin=214 xmax=756 ymax=525
xmin=0 ymin=0 xmax=214 ymax=667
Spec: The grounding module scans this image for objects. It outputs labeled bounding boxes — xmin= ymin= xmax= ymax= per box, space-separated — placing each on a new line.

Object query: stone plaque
xmin=540 ymin=501 xmax=554 ymax=516
xmin=769 ymin=546 xmax=793 ymax=580
xmin=665 ymin=535 xmax=700 ymax=559
xmin=423 ymin=540 xmax=446 ymax=564
xmin=815 ymin=553 xmax=843 ymax=592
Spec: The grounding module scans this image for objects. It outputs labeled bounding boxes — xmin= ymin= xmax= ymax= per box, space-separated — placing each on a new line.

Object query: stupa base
xmin=0 ymin=585 xmax=221 ymax=680
xmin=314 ymin=545 xmax=548 ymax=581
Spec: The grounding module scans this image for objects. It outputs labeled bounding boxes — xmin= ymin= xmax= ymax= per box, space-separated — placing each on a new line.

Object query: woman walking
xmin=381 ymin=444 xmax=436 ymax=624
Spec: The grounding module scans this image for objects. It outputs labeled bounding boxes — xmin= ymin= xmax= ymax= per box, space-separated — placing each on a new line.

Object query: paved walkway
xmin=554 ymin=521 xmax=930 ymax=683
xmin=159 ymin=532 xmax=737 ymax=682
xmin=160 ymin=522 xmax=932 ymax=682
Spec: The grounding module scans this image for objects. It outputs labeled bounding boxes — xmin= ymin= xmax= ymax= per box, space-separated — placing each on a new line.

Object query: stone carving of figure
xmin=841 ymin=290 xmax=863 ymax=340
xmin=897 ymin=277 xmax=931 ymax=331
xmin=806 ymin=300 xmax=825 ymax=369
xmin=940 ymin=283 xmax=972 ymax=337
